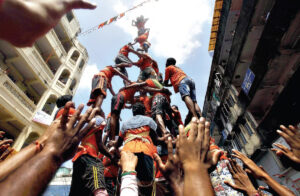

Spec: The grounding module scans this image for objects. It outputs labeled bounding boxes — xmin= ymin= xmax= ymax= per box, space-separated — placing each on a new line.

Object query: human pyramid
xmin=63 ymin=15 xmax=202 ymax=196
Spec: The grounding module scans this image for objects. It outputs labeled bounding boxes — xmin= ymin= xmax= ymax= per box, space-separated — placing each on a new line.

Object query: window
xmin=239 ymin=132 xmax=247 ymax=145
xmin=227 ymin=95 xmax=235 ymax=107
xmin=58 ymin=69 xmax=70 ymax=84
xmin=78 ymin=59 xmax=85 ymax=70
xmin=69 ymin=79 xmax=77 ymax=91
xmin=244 ymin=123 xmax=253 ymax=136
xmin=42 ymin=95 xmax=57 ymax=115
xmin=70 ymin=50 xmax=80 ymax=63
xmin=232 ymin=140 xmax=241 ymax=151
xmin=234 ymin=136 xmax=242 ymax=150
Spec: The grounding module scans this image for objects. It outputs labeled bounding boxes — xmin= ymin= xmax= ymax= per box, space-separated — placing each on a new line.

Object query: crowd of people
xmin=0 ymin=0 xmax=299 ymax=196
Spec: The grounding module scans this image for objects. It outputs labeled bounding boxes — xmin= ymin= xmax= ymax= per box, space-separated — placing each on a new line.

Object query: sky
xmin=72 ymin=0 xmax=214 ymax=119
xmin=62 ymin=0 xmax=215 ymax=168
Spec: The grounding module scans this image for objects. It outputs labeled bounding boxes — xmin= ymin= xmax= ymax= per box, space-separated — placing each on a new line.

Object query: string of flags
xmin=79 ymin=0 xmax=158 ymax=36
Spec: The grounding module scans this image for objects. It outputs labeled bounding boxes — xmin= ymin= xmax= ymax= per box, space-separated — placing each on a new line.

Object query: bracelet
xmin=121 ymin=171 xmax=137 ymax=177
xmin=35 ymin=140 xmax=43 ymax=153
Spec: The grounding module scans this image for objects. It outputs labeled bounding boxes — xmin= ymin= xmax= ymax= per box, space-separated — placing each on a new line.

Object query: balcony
xmin=56 ymin=80 xmax=65 ymax=91
xmin=60 ymin=13 xmax=80 ymax=38
xmin=0 ymin=74 xmax=36 ymax=121
xmin=16 ymin=47 xmax=54 ymax=84
xmin=45 ymin=30 xmax=67 ymax=59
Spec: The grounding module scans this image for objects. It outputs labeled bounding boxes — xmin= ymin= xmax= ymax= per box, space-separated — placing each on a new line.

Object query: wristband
xmin=35 ymin=140 xmax=43 ymax=153
xmin=121 ymin=171 xmax=137 ymax=177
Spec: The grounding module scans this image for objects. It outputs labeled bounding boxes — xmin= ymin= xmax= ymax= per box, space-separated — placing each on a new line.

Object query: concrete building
xmin=0 ymin=11 xmax=88 ymax=150
xmin=204 ymin=0 xmax=300 ymax=194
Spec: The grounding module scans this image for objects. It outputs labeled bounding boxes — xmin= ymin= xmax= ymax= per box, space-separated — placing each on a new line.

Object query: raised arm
xmin=92 ymin=117 xmax=114 ymax=161
xmin=0 ymin=143 xmax=39 ymax=180
xmin=178 ymin=118 xmax=215 ymax=196
xmin=128 ymin=48 xmax=143 ymax=58
xmin=0 ymin=103 xmax=97 ymax=196
xmin=163 ymin=68 xmax=172 ymax=87
xmin=232 ymin=149 xmax=296 ymax=196
xmin=0 ymin=110 xmax=69 ymax=180
xmin=0 ymin=0 xmax=96 ymax=47
xmin=112 ymin=67 xmax=132 ymax=84
xmin=121 ymin=82 xmax=147 ymax=91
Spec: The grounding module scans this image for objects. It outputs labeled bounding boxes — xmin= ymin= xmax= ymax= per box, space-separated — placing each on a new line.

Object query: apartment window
xmin=244 ymin=123 xmax=253 ymax=136
xmin=239 ymin=132 xmax=247 ymax=145
xmin=227 ymin=95 xmax=235 ymax=107
xmin=66 ymin=12 xmax=74 ymax=22
xmin=78 ymin=59 xmax=85 ymax=70
xmin=70 ymin=50 xmax=80 ymax=63
xmin=234 ymin=136 xmax=242 ymax=150
xmin=42 ymin=95 xmax=57 ymax=115
xmin=59 ymin=69 xmax=71 ymax=84
xmin=69 ymin=79 xmax=77 ymax=91
xmin=233 ymin=140 xmax=241 ymax=151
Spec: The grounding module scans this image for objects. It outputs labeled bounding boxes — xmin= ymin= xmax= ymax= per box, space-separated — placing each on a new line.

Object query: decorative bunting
xmin=80 ymin=0 xmax=158 ymax=35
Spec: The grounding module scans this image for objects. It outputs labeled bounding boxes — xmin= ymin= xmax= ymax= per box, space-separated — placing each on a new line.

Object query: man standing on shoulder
xmin=70 ymin=114 xmax=114 ymax=196
xmin=163 ymin=57 xmax=201 ymax=125
xmin=114 ymin=102 xmax=160 ymax=196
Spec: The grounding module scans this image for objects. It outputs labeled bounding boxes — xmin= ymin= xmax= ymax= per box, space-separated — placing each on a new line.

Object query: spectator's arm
xmin=224 ymin=159 xmax=258 ymax=195
xmin=0 ymin=0 xmax=96 ymax=47
xmin=178 ymin=118 xmax=214 ymax=196
xmin=232 ymin=149 xmax=295 ymax=196
xmin=0 ymin=103 xmax=97 ymax=196
xmin=153 ymin=137 xmax=183 ymax=196
xmin=272 ymin=125 xmax=300 ymax=171
xmin=120 ymin=151 xmax=138 ymax=196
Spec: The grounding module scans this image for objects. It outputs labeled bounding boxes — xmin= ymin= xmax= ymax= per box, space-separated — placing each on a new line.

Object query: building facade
xmin=204 ymin=0 xmax=300 ymax=194
xmin=0 ymin=11 xmax=88 ymax=150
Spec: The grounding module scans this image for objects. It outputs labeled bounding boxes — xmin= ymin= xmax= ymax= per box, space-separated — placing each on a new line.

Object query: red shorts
xmin=87 ymin=74 xmax=108 ymax=106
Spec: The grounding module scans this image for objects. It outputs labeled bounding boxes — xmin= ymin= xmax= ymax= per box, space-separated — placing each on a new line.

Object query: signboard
xmin=208 ymin=0 xmax=223 ymax=51
xmin=242 ymin=68 xmax=255 ymax=95
xmin=32 ymin=110 xmax=53 ymax=126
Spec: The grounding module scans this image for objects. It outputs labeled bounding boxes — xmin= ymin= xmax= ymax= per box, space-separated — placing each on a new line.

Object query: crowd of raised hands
xmin=0 ymin=101 xmax=298 ymax=196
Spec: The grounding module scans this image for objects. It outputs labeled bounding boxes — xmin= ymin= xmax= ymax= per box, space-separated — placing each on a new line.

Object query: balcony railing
xmin=16 ymin=48 xmax=54 ymax=84
xmin=56 ymin=80 xmax=65 ymax=90
xmin=0 ymin=74 xmax=36 ymax=118
xmin=46 ymin=30 xmax=67 ymax=57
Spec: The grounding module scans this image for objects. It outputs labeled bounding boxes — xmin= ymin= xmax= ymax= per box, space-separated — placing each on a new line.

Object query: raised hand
xmin=232 ymin=149 xmax=267 ymax=180
xmin=0 ymin=131 xmax=5 ymax=139
xmin=154 ymin=137 xmax=183 ymax=196
xmin=178 ymin=117 xmax=210 ymax=168
xmin=0 ymin=139 xmax=13 ymax=157
xmin=224 ymin=159 xmax=258 ymax=195
xmin=232 ymin=149 xmax=296 ymax=196
xmin=206 ymin=149 xmax=223 ymax=173
xmin=178 ymin=117 xmax=214 ymax=196
xmin=43 ymin=102 xmax=97 ymax=163
xmin=0 ymin=0 xmax=97 ymax=47
xmin=0 ymin=139 xmax=13 ymax=149
xmin=272 ymin=125 xmax=300 ymax=169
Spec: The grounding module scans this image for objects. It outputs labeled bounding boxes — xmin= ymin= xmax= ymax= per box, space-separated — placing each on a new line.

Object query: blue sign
xmin=242 ymin=68 xmax=255 ymax=95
